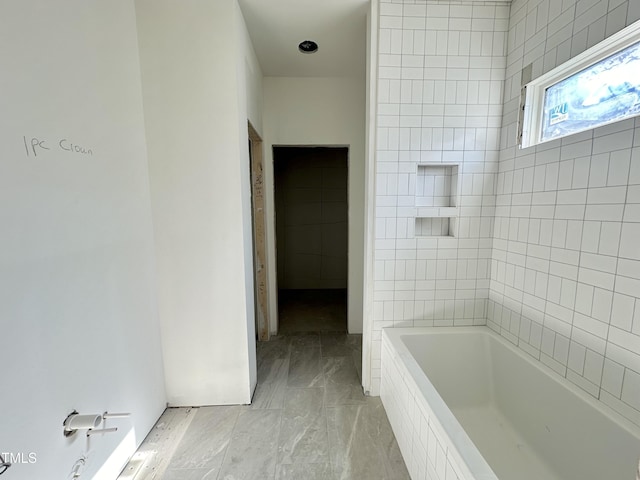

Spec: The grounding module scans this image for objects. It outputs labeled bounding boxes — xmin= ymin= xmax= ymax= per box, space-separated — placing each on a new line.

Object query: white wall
xmin=135 ymin=0 xmax=262 ymax=405
xmin=236 ymin=0 xmax=264 ymax=394
xmin=263 ymin=76 xmax=367 ymax=334
xmin=0 ymin=1 xmax=166 ymax=478
xmin=490 ymin=0 xmax=640 ymax=428
xmin=368 ymin=1 xmax=510 ymax=394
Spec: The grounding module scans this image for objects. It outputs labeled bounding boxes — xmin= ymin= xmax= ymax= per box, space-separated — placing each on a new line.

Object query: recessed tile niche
xmin=415 ymin=164 xmax=460 ymax=237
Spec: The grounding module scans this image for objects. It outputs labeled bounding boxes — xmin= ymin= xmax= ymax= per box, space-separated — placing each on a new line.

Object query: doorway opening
xmin=248 ymin=123 xmax=269 ymax=342
xmin=273 ymin=146 xmax=349 ymax=334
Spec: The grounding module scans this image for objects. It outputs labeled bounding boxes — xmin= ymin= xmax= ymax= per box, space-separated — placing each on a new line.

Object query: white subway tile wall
xmin=381 ymin=336 xmax=473 ymax=480
xmin=416 ymin=165 xmax=458 ymax=207
xmin=415 ymin=217 xmax=453 ymax=236
xmin=372 ymin=0 xmax=640 ymax=431
xmin=372 ymin=0 xmax=509 ymax=394
xmin=490 ymin=0 xmax=640 ymax=428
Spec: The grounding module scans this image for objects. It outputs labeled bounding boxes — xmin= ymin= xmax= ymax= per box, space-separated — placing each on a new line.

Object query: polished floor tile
xmin=323 ymin=357 xmax=360 ymax=386
xmin=289 ymin=332 xmax=321 ymax=350
xmin=320 ymin=333 xmax=361 ymax=358
xmin=287 ymin=347 xmax=324 ymax=388
xmin=257 ymin=335 xmax=290 ymax=361
xmin=120 ymin=290 xmax=408 ymax=480
xmin=162 ymin=467 xmax=219 ymax=480
xmin=250 ymin=380 xmax=287 ymax=410
xmin=218 ymin=410 xmax=281 ymax=480
xmin=278 ymin=388 xmax=329 ymax=464
xmin=169 ymin=406 xmax=240 ymax=470
xmin=258 ymin=357 xmax=290 ymax=384
xmin=275 ymin=463 xmax=335 ymax=480
xmin=324 ymin=384 xmax=367 ymax=406
xmin=327 ymin=399 xmax=409 ymax=480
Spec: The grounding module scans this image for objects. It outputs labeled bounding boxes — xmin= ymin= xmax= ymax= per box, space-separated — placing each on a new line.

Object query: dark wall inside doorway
xmin=274 ymin=147 xmax=348 ymax=290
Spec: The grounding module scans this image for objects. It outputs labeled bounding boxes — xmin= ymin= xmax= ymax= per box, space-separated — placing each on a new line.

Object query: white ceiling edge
xmin=238 ymin=0 xmax=369 ymax=78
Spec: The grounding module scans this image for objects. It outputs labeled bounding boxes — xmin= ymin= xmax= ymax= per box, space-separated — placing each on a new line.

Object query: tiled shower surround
xmin=371 ymin=0 xmax=640 ymax=431
xmin=490 ymin=0 xmax=640 ymax=426
xmin=372 ymin=1 xmax=509 ymax=390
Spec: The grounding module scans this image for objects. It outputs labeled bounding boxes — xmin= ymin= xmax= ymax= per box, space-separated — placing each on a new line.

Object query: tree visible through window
xmin=541 ymin=41 xmax=640 ymax=143
xmin=520 ymin=19 xmax=640 ymax=148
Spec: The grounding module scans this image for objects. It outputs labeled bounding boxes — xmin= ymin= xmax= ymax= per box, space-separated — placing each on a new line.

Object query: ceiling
xmin=237 ymin=0 xmax=369 ymax=78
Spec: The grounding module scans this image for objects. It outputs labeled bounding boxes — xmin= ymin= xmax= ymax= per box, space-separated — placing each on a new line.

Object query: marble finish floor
xmin=119 ymin=302 xmax=409 ymax=480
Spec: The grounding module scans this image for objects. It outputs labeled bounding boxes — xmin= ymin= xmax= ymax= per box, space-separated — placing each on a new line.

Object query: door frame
xmin=248 ymin=122 xmax=270 ymax=341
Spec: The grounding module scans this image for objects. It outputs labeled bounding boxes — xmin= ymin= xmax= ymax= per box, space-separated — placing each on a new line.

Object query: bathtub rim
xmin=382 ymin=325 xmax=640 ymax=480
xmin=382 ymin=326 xmax=497 ymax=480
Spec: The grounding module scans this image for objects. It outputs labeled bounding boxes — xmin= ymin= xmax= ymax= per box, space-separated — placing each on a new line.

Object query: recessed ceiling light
xmin=298 ymin=40 xmax=318 ymax=54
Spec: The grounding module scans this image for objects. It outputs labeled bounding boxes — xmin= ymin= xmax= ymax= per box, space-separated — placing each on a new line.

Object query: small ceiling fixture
xmin=298 ymin=40 xmax=318 ymax=54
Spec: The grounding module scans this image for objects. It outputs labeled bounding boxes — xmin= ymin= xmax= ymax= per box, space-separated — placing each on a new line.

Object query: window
xmin=520 ymin=19 xmax=640 ymax=148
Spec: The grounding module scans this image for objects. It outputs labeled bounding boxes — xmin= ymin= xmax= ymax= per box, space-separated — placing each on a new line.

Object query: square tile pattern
xmin=381 ymin=338 xmax=472 ymax=480
xmin=415 ymin=165 xmax=458 ymax=208
xmin=373 ymin=0 xmax=510 ymax=396
xmin=488 ymin=0 xmax=640 ymax=429
xmin=371 ymin=0 xmax=640 ymax=432
xmin=123 ymin=331 xmax=409 ymax=480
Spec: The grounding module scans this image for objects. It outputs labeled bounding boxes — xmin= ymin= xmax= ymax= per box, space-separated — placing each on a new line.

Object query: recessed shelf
xmin=416 ymin=206 xmax=459 ymax=218
xmin=414 ymin=163 xmax=460 ymax=238
xmin=415 ymin=216 xmax=457 ymax=238
xmin=416 ymin=164 xmax=459 ymax=208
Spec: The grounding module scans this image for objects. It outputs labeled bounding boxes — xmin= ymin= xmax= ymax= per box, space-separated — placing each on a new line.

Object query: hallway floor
xmin=278 ymin=289 xmax=348 ymax=334
xmin=119 ymin=294 xmax=409 ymax=480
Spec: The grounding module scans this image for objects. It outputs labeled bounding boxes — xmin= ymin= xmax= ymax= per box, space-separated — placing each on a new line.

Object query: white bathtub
xmin=381 ymin=327 xmax=640 ymax=480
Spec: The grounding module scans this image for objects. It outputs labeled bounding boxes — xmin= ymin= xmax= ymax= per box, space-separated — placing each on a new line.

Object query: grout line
xmin=213 ymin=406 xmax=244 ymax=480
xmin=269 ymin=339 xmax=291 ymax=480
xmin=320 ymin=336 xmax=335 ymax=479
